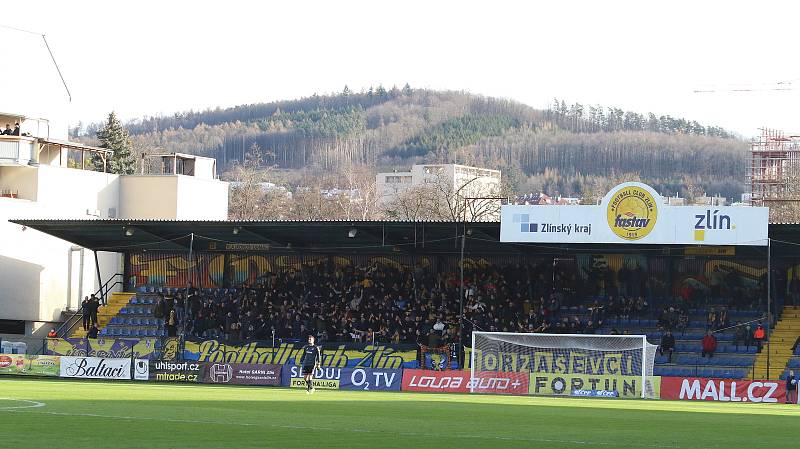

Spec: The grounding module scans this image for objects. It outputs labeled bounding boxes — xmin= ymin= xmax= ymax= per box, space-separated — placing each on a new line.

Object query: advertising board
xmin=660 ymin=377 xmax=785 ymax=403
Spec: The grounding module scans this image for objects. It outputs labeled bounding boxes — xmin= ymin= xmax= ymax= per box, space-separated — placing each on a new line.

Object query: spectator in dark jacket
xmin=81 ymin=296 xmax=91 ymax=331
xmin=660 ymin=331 xmax=675 ymax=363
xmin=701 ymin=331 xmax=717 ymax=358
xmin=732 ymin=322 xmax=748 ymax=348
xmin=88 ymin=294 xmax=101 ymax=327
xmin=787 ymin=370 xmax=797 ymax=404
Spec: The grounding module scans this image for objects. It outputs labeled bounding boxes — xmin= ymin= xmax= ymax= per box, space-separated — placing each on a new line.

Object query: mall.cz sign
xmin=188 ymin=340 xmax=408 ymax=368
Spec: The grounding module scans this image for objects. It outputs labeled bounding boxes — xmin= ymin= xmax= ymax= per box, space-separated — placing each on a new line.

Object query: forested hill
xmin=79 ymin=87 xmax=749 ymax=199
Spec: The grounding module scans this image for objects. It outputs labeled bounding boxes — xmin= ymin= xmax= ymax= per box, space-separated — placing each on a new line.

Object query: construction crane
xmin=0 ymin=23 xmax=71 ymax=102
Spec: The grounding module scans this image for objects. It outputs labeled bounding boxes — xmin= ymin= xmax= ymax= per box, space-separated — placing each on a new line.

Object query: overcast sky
xmin=4 ymin=0 xmax=799 ymax=136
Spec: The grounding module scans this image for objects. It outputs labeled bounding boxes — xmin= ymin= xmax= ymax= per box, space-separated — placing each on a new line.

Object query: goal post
xmin=470 ymin=332 xmax=658 ymax=399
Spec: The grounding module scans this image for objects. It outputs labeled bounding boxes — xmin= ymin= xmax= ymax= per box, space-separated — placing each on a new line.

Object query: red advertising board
xmin=401 ymin=369 xmax=529 ymax=395
xmin=660 ymin=377 xmax=786 ymax=403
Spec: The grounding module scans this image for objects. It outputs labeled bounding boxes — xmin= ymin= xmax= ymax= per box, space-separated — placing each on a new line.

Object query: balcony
xmin=0 ymin=136 xmax=36 ymax=165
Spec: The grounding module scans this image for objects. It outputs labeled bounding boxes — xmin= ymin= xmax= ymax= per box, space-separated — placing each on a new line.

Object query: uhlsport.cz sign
xmin=501 ymin=182 xmax=768 ymax=246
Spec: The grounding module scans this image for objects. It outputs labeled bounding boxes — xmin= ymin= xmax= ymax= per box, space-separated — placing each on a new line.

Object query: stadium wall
xmin=0 ymin=166 xmax=121 ymax=330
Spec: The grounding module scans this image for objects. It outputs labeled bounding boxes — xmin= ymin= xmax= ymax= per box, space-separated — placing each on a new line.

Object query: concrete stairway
xmin=70 ymin=292 xmax=135 ymax=338
xmin=750 ymin=306 xmax=800 ymax=379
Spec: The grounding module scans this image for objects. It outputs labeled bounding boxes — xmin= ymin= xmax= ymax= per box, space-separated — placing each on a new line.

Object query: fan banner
xmin=660 ymin=377 xmax=786 ymax=403
xmin=183 ymin=339 xmax=417 ymax=368
xmin=501 ymin=182 xmax=768 ymax=246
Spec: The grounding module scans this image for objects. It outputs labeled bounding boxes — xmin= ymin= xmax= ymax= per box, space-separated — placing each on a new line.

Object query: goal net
xmin=471 ymin=332 xmax=658 ymax=399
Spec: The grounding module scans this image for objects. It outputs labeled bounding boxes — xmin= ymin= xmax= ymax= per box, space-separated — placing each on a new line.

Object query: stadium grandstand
xmin=11 ymin=218 xmax=800 ymax=381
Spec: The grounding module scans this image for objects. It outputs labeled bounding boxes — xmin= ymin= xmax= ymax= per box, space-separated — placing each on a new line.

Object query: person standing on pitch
xmin=787 ymin=370 xmax=797 ymax=404
xmin=299 ymin=335 xmax=322 ymax=394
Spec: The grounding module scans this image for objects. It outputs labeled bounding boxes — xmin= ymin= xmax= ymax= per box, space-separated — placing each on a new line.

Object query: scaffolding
xmin=750 ymin=129 xmax=800 ymax=219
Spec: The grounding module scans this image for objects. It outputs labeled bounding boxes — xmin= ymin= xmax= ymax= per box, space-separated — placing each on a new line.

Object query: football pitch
xmin=1 ymin=378 xmax=797 ymax=449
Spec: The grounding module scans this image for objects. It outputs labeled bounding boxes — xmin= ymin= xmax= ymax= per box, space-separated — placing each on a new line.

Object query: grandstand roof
xmin=9 ymin=219 xmax=800 ymax=256
xmin=8 ymin=219 xmax=503 ymax=253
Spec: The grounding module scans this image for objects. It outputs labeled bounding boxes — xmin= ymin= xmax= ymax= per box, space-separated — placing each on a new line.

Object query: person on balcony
xmin=12 ymin=123 xmax=20 ymax=136
xmin=1 ymin=124 xmax=11 ymax=135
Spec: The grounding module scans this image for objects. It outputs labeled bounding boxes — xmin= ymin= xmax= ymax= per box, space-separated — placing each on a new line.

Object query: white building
xmin=376 ymin=163 xmax=502 ymax=206
xmin=0 ymin=28 xmax=228 ymax=336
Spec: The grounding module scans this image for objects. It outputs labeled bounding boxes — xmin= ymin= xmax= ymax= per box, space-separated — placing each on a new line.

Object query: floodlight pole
xmin=459 ymin=196 xmax=507 ymax=369
xmin=767 ymin=237 xmax=771 ymax=379
xmin=181 ymin=233 xmax=195 ymax=358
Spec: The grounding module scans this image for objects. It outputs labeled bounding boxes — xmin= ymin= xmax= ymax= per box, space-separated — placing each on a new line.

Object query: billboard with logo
xmin=202 ymin=363 xmax=281 ymax=386
xmin=149 ymin=361 xmax=205 ymax=383
xmin=60 ymin=357 xmax=132 ymax=380
xmin=281 ymin=365 xmax=402 ymax=391
xmin=660 ymin=377 xmax=785 ymax=403
xmin=133 ymin=359 xmax=149 ymax=381
xmin=0 ymin=354 xmax=60 ymax=377
xmin=529 ymin=373 xmax=660 ymax=399
xmin=501 ymin=182 xmax=768 ymax=246
xmin=401 ymin=370 xmax=529 ymax=395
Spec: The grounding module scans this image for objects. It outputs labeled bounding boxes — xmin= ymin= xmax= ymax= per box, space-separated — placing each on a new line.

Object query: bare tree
xmin=329 ymin=164 xmax=380 ymax=220
xmin=227 ymin=144 xmax=277 ymax=219
xmin=383 ymin=169 xmax=503 ymax=222
xmin=383 ymin=183 xmax=440 ymax=221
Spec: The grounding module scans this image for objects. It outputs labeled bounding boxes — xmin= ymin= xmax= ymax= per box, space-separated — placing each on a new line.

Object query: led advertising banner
xmin=501 ymin=183 xmax=768 ymax=246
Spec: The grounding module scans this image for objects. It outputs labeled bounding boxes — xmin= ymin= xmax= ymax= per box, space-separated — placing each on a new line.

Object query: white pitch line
xmin=1 ymin=407 xmax=685 ymax=448
xmin=0 ymin=398 xmax=46 ymax=410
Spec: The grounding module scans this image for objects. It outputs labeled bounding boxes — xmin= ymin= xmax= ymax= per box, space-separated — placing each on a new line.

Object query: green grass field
xmin=1 ymin=378 xmax=798 ymax=449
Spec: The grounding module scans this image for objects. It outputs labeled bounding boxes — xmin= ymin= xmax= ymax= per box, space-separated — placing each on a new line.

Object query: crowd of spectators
xmin=142 ymin=264 xmax=680 ymax=346
xmin=147 ymin=258 xmax=768 ymax=347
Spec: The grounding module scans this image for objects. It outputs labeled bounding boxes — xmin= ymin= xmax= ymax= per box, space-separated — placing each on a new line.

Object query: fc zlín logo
xmin=607 ymin=186 xmax=657 ymax=240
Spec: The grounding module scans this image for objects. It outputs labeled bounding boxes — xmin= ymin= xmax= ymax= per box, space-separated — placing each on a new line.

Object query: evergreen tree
xmin=376 ymin=84 xmax=388 ymax=98
xmin=402 ymin=83 xmax=412 ymax=96
xmin=342 ymin=85 xmax=352 ymax=96
xmin=95 ymin=112 xmax=136 ymax=174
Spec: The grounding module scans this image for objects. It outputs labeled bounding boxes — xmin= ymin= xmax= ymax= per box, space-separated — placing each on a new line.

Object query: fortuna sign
xmin=501 ymin=182 xmax=768 ymax=246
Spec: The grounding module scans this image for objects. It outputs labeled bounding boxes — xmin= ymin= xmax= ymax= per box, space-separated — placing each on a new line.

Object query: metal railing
xmin=54 ymin=273 xmax=124 ymax=339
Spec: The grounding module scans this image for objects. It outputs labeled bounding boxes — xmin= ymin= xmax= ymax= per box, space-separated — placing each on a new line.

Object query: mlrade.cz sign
xmin=501 ymin=182 xmax=768 ymax=246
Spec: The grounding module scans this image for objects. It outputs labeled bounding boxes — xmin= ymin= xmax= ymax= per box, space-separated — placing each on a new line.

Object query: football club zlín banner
xmin=501 ymin=182 xmax=768 ymax=246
